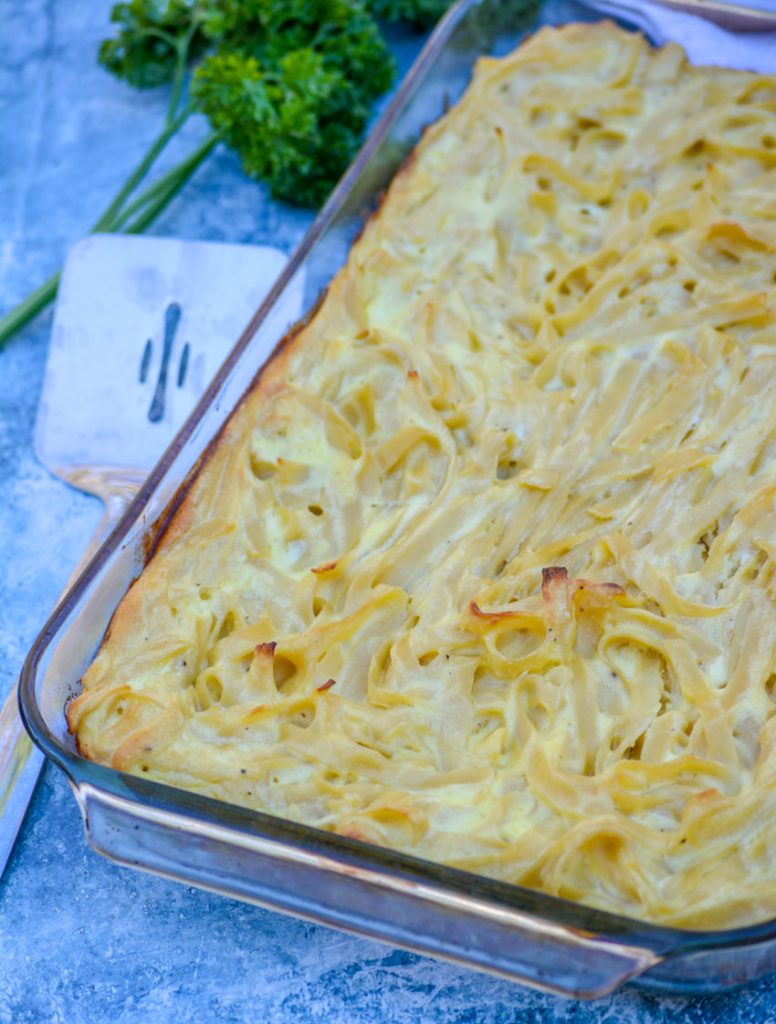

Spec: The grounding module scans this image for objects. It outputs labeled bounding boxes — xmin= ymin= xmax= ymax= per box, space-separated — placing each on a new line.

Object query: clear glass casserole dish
xmin=19 ymin=0 xmax=776 ymax=998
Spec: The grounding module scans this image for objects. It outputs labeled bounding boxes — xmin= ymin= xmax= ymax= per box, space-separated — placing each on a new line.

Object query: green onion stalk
xmin=0 ymin=20 xmax=218 ymax=346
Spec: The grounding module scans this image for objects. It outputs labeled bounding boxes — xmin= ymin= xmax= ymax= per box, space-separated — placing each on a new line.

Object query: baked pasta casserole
xmin=70 ymin=22 xmax=776 ymax=928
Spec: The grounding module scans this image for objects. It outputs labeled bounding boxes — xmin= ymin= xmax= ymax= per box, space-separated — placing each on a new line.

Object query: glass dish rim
xmin=19 ymin=0 xmax=776 ymax=965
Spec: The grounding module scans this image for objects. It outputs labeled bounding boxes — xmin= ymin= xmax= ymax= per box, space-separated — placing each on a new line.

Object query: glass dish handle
xmin=77 ymin=785 xmax=662 ymax=998
xmin=0 ymin=472 xmax=138 ymax=875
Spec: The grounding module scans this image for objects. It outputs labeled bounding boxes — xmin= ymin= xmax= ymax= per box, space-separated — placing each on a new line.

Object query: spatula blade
xmin=35 ymin=234 xmax=304 ymax=477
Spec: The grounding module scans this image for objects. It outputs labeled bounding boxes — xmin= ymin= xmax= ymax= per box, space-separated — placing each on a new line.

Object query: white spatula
xmin=0 ymin=233 xmax=303 ymax=875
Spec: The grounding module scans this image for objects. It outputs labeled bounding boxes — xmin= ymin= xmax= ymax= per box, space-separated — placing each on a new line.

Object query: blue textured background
xmin=2 ymin=2 xmax=776 ymax=1020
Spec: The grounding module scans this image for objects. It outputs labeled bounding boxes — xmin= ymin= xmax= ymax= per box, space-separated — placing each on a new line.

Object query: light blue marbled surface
xmin=2 ymin=2 xmax=776 ymax=1021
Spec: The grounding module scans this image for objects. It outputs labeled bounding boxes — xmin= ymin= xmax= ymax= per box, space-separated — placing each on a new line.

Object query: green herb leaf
xmin=192 ymin=0 xmax=395 ymax=205
xmin=366 ymin=0 xmax=452 ymax=29
xmin=99 ymin=0 xmax=206 ymax=88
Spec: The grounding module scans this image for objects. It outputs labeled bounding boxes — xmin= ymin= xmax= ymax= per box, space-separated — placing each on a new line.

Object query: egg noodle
xmin=70 ymin=22 xmax=776 ymax=928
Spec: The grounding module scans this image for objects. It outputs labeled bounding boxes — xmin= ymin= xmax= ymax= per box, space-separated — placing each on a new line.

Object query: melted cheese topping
xmin=69 ymin=23 xmax=776 ymax=928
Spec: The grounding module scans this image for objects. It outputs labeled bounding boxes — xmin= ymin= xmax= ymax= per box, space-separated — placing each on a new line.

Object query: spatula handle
xmin=591 ymin=0 xmax=776 ymax=32
xmin=0 ymin=484 xmax=137 ymax=876
xmin=653 ymin=0 xmax=776 ymax=31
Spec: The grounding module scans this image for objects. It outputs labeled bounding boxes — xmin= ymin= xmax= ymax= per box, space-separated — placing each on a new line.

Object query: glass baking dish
xmin=19 ymin=0 xmax=776 ymax=998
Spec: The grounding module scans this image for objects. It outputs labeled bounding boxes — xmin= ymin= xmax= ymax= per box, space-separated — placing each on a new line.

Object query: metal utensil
xmin=651 ymin=0 xmax=776 ymax=33
xmin=592 ymin=0 xmax=776 ymax=42
xmin=0 ymin=233 xmax=301 ymax=875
